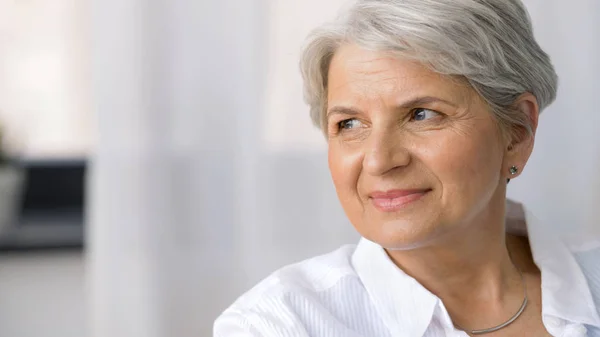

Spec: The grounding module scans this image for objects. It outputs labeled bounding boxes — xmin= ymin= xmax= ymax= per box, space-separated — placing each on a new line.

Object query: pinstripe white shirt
xmin=215 ymin=212 xmax=600 ymax=336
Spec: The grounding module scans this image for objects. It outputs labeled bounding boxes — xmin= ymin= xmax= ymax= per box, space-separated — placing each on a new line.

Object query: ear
xmin=503 ymin=92 xmax=539 ymax=181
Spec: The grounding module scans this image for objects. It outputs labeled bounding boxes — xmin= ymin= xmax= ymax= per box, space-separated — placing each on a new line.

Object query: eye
xmin=411 ymin=108 xmax=439 ymax=121
xmin=338 ymin=118 xmax=362 ymax=130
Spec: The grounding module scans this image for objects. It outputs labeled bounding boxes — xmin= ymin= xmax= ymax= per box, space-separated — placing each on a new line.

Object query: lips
xmin=368 ymin=189 xmax=430 ymax=212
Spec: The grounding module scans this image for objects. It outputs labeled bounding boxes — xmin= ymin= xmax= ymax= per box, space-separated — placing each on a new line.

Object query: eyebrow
xmin=326 ymin=96 xmax=457 ymax=117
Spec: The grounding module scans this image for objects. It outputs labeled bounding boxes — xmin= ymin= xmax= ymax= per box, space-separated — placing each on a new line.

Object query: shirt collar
xmin=525 ymin=209 xmax=600 ymax=328
xmin=351 ymin=238 xmax=438 ymax=337
xmin=351 ymin=210 xmax=600 ymax=335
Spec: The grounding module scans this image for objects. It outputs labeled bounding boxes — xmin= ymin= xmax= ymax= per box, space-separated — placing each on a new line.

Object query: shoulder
xmin=528 ymin=211 xmax=600 ymax=289
xmin=226 ymin=244 xmax=359 ymax=310
xmin=524 ymin=210 xmax=600 ymax=320
xmin=214 ymin=244 xmax=363 ymax=336
xmin=571 ymin=242 xmax=600 ymax=299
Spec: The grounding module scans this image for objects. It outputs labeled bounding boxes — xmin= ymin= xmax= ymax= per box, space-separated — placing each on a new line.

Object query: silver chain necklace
xmin=453 ymin=263 xmax=528 ymax=335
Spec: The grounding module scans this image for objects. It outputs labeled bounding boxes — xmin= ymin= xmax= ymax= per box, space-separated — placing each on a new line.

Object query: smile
xmin=369 ymin=189 xmax=431 ymax=212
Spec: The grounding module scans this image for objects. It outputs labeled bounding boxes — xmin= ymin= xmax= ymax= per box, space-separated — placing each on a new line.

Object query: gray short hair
xmin=300 ymin=0 xmax=558 ymax=139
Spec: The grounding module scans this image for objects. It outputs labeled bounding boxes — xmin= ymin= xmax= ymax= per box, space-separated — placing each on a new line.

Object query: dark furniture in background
xmin=0 ymin=159 xmax=85 ymax=250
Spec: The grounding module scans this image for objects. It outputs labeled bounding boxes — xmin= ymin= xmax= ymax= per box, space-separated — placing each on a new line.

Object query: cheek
xmin=328 ymin=142 xmax=363 ymax=203
xmin=419 ymin=123 xmax=503 ymax=203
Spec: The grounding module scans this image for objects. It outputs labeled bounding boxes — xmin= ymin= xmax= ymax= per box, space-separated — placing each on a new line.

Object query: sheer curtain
xmin=88 ymin=1 xmax=269 ymax=336
xmin=88 ymin=1 xmax=600 ymax=336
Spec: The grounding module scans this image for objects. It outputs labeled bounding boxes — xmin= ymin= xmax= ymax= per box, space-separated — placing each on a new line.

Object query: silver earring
xmin=509 ymin=166 xmax=519 ymax=175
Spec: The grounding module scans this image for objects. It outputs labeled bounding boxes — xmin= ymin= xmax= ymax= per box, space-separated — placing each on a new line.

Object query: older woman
xmin=215 ymin=0 xmax=600 ymax=336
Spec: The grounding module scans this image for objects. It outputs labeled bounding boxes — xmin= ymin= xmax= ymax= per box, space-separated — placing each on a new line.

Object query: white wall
xmin=507 ymin=0 xmax=600 ymax=245
xmin=0 ymin=0 xmax=91 ymax=158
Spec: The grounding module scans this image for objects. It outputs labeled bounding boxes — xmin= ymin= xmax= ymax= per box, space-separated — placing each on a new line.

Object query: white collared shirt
xmin=214 ymin=212 xmax=600 ymax=336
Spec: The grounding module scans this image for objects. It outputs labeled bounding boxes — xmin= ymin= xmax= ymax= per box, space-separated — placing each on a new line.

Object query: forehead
xmin=327 ymin=44 xmax=470 ymax=104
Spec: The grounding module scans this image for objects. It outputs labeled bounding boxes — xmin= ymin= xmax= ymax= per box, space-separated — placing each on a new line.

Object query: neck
xmin=386 ymin=193 xmax=524 ymax=324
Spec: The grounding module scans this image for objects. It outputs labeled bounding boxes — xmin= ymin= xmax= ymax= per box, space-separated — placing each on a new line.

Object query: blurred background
xmin=0 ymin=0 xmax=597 ymax=336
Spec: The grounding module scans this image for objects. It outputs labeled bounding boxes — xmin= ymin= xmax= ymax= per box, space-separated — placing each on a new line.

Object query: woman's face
xmin=327 ymin=44 xmax=517 ymax=250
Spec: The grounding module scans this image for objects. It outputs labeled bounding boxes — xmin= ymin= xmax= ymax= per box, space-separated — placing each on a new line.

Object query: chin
xmin=359 ymin=212 xmax=445 ymax=251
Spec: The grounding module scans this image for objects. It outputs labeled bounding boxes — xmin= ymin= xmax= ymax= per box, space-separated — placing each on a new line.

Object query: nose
xmin=363 ymin=128 xmax=411 ymax=176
